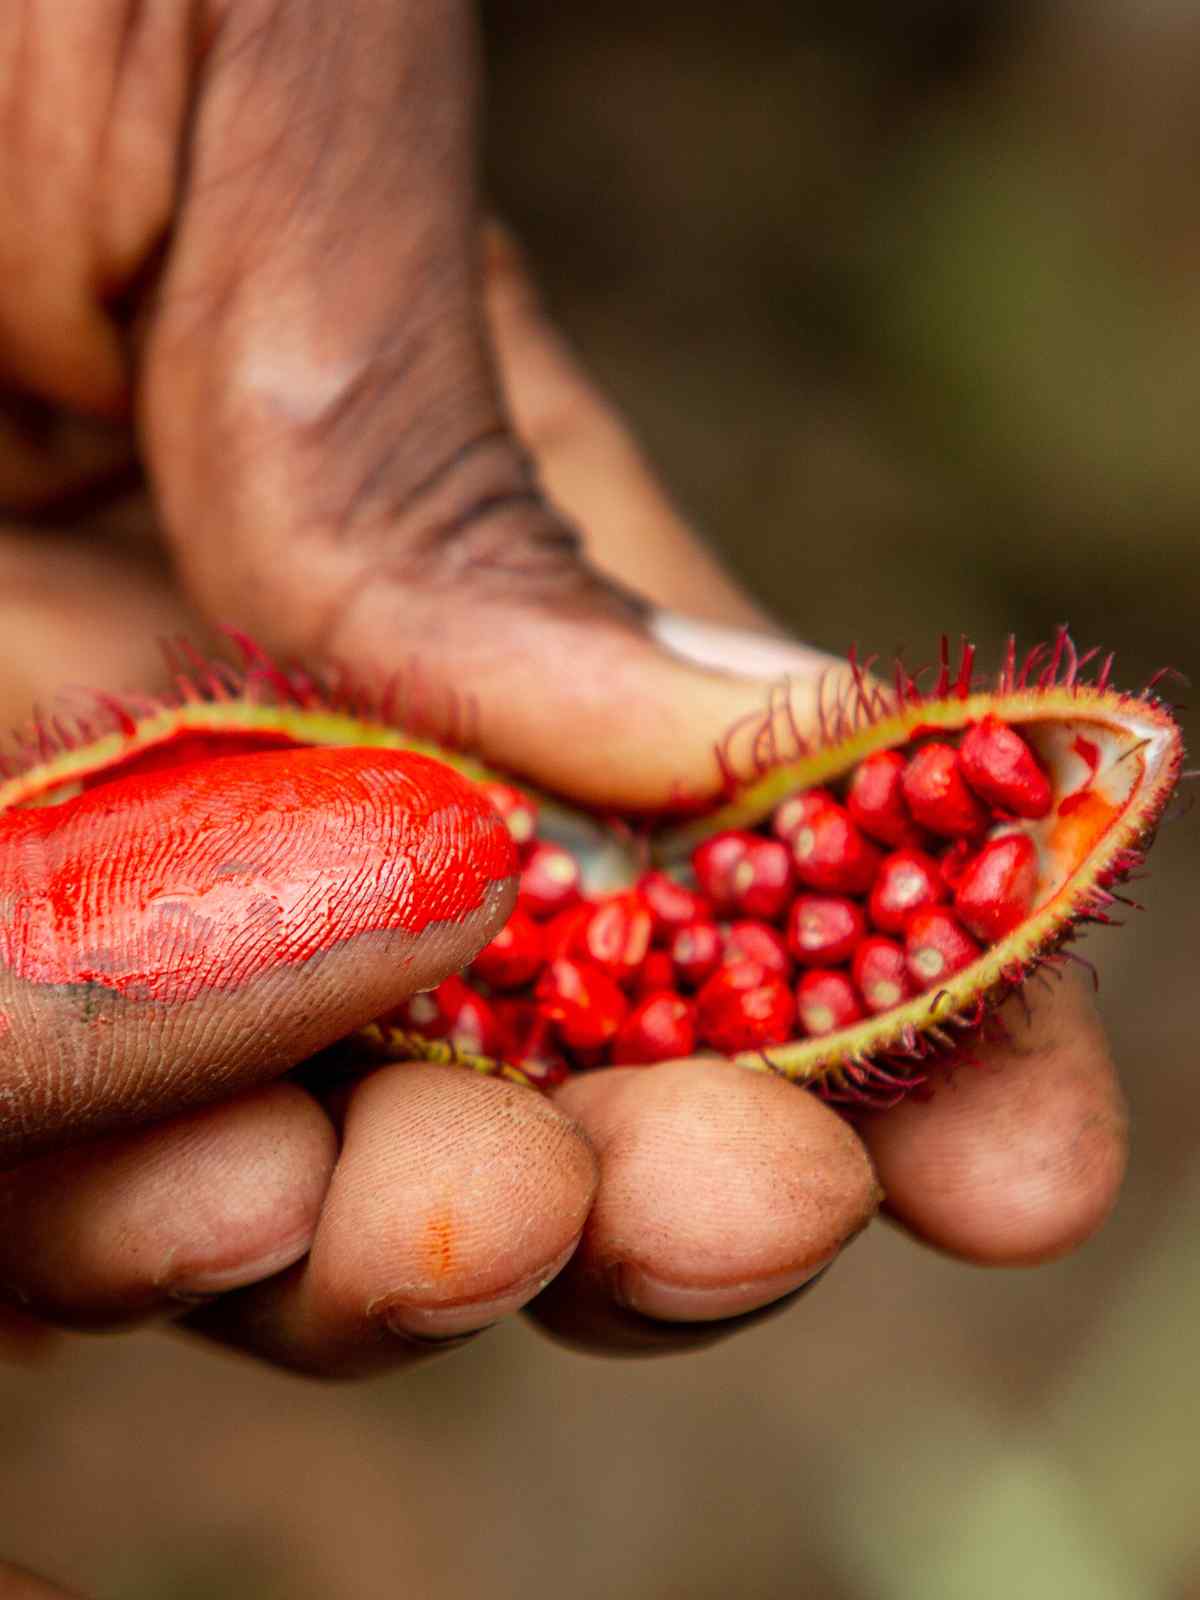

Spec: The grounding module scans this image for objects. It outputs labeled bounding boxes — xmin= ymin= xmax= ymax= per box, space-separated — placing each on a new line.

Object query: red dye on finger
xmin=0 ymin=747 xmax=515 ymax=1002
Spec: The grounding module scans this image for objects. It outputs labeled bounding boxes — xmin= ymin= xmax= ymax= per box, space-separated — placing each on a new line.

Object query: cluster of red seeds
xmin=394 ymin=716 xmax=1052 ymax=1081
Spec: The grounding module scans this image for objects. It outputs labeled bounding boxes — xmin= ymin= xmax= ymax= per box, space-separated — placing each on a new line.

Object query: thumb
xmin=133 ymin=4 xmax=841 ymax=810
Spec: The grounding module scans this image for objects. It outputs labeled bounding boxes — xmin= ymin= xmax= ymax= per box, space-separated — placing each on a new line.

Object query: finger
xmin=525 ymin=1059 xmax=879 ymax=1356
xmin=856 ymin=974 xmax=1127 ymax=1265
xmin=0 ymin=1083 xmax=334 ymax=1327
xmin=117 ymin=3 xmax=842 ymax=810
xmin=187 ymin=1062 xmax=597 ymax=1378
xmin=0 ymin=745 xmax=514 ymax=1164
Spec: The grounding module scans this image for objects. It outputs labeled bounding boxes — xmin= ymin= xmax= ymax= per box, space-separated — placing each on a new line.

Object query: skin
xmin=0 ymin=12 xmax=1131 ymax=1588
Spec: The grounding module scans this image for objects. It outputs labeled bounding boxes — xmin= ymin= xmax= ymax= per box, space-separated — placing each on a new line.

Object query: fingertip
xmin=534 ymin=1060 xmax=879 ymax=1348
xmin=859 ymin=980 xmax=1128 ymax=1266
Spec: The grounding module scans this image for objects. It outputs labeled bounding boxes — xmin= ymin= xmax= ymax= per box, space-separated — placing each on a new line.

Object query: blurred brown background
xmin=3 ymin=3 xmax=1199 ymax=1595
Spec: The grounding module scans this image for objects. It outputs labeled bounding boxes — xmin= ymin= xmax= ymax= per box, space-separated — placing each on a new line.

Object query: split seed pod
xmin=0 ymin=630 xmax=1183 ymax=1107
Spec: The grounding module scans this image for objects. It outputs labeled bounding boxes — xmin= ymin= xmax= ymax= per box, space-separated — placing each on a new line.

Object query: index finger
xmin=0 ymin=743 xmax=514 ymax=1163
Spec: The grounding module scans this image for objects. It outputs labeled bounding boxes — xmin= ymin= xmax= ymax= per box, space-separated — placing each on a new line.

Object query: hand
xmin=0 ymin=2 xmax=1126 ymax=1377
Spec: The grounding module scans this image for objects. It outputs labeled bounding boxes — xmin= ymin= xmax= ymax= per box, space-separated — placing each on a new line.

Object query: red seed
xmin=405 ymin=976 xmax=502 ymax=1055
xmin=851 ymin=936 xmax=916 ymax=1014
xmin=578 ymin=892 xmax=654 ymax=983
xmin=786 ymin=895 xmax=866 ymax=967
xmin=772 ymin=787 xmax=837 ymax=842
xmin=535 ymin=957 xmax=628 ymax=1051
xmin=612 ymin=992 xmax=697 ymax=1065
xmin=954 ymin=831 xmax=1039 ymax=941
xmin=960 ymin=715 xmax=1052 ymax=819
xmin=905 ymin=908 xmax=982 ymax=989
xmin=470 ymin=908 xmax=545 ymax=990
xmin=691 ymin=830 xmax=755 ymax=913
xmin=721 ymin=919 xmax=792 ymax=979
xmin=789 ymin=802 xmax=883 ymax=895
xmin=493 ymin=999 xmax=569 ymax=1088
xmin=867 ymin=848 xmax=948 ymax=934
xmin=937 ymin=839 xmax=980 ymax=891
xmin=478 ymin=781 xmax=539 ymax=850
xmin=847 ymin=751 xmax=921 ymax=846
xmin=796 ymin=969 xmax=864 ymax=1036
xmin=695 ymin=962 xmax=796 ymax=1053
xmin=902 ymin=744 xmax=990 ymax=838
xmin=637 ymin=870 xmax=713 ymax=939
xmin=728 ymin=835 xmax=795 ymax=920
xmin=635 ymin=949 xmax=678 ymax=999
xmin=518 ymin=840 xmax=583 ymax=919
xmin=541 ymin=900 xmax=595 ymax=961
xmin=670 ymin=920 xmax=724 ymax=989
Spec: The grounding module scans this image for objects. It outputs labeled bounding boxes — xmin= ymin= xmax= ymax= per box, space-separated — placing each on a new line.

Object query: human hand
xmin=0 ymin=1 xmax=1126 ymax=1374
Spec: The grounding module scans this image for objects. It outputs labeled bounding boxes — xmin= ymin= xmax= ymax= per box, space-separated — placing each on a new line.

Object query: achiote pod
xmin=0 ymin=631 xmax=1183 ymax=1109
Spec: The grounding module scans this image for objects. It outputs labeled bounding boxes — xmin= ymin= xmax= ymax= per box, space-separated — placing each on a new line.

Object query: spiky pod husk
xmin=0 ymin=630 xmax=1183 ymax=1108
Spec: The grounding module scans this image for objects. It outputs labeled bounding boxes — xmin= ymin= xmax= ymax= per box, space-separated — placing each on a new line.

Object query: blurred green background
xmin=3 ymin=4 xmax=1198 ymax=1595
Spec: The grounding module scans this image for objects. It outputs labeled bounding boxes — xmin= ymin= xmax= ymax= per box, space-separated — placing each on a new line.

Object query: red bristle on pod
xmin=904 ymin=908 xmax=982 ymax=990
xmin=959 ymin=715 xmax=1052 ymax=819
xmin=470 ymin=908 xmax=545 ymax=990
xmin=901 ymin=744 xmax=990 ymax=838
xmin=771 ymin=787 xmax=837 ymax=843
xmin=695 ymin=962 xmax=797 ymax=1053
xmin=796 ymin=969 xmax=864 ymax=1037
xmin=637 ymin=870 xmax=713 ymax=940
xmin=786 ymin=895 xmax=866 ymax=967
xmin=518 ymin=840 xmax=583 ymax=920
xmin=635 ymin=950 xmax=678 ymax=999
xmin=578 ymin=892 xmax=654 ymax=984
xmin=789 ymin=802 xmax=883 ymax=895
xmin=478 ymin=781 xmax=538 ymax=850
xmin=669 ymin=920 xmax=724 ymax=989
xmin=852 ymin=936 xmax=917 ymax=1015
xmin=535 ymin=958 xmax=629 ymax=1051
xmin=691 ymin=830 xmax=755 ymax=913
xmin=721 ymin=919 xmax=792 ymax=979
xmin=728 ymin=835 xmax=795 ymax=920
xmin=846 ymin=751 xmax=921 ymax=847
xmin=867 ymin=849 xmax=948 ymax=935
xmin=612 ymin=992 xmax=697 ymax=1065
xmin=954 ymin=831 xmax=1039 ymax=941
